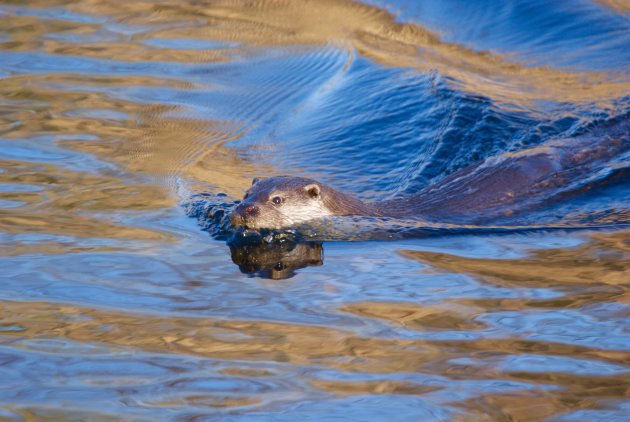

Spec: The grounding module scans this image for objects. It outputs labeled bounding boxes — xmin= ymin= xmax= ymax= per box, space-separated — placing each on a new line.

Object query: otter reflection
xmin=229 ymin=240 xmax=323 ymax=279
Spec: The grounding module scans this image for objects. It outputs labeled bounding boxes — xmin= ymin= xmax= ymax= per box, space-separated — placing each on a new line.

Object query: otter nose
xmin=230 ymin=209 xmax=244 ymax=227
xmin=230 ymin=203 xmax=258 ymax=227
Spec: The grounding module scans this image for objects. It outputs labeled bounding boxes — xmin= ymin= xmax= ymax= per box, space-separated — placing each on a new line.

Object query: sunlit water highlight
xmin=1 ymin=0 xmax=629 ymax=420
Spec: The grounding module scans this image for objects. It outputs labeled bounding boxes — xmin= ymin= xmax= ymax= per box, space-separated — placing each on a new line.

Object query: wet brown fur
xmin=230 ymin=117 xmax=629 ymax=229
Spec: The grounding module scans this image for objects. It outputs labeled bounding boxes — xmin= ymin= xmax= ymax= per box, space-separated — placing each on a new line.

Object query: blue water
xmin=0 ymin=0 xmax=629 ymax=420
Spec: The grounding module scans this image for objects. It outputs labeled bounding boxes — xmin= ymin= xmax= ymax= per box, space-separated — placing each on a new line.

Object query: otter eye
xmin=271 ymin=196 xmax=283 ymax=205
xmin=274 ymin=262 xmax=285 ymax=271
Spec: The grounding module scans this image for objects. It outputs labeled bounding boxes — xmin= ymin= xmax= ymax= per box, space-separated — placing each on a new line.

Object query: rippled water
xmin=1 ymin=0 xmax=629 ymax=420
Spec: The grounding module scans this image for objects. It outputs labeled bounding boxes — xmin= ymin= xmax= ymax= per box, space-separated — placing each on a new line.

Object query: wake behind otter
xmin=379 ymin=114 xmax=630 ymax=226
xmin=222 ymin=114 xmax=629 ymax=236
xmin=186 ymin=113 xmax=629 ymax=243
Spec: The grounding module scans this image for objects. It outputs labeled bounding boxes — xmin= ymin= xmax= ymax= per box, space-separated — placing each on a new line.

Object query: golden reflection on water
xmin=341 ymin=301 xmax=488 ymax=331
xmin=45 ymin=0 xmax=630 ymax=105
xmin=1 ymin=0 xmax=630 ymax=419
xmin=401 ymin=230 xmax=630 ymax=288
xmin=2 ymin=287 xmax=627 ymax=371
xmin=0 ymin=159 xmax=172 ymax=241
xmin=2 ymin=0 xmax=628 ymax=203
xmin=2 ymin=233 xmax=630 ymax=419
xmin=4 ymin=0 xmax=629 ymax=107
xmin=1 ymin=73 xmax=236 ymax=178
xmin=596 ymin=0 xmax=630 ymax=13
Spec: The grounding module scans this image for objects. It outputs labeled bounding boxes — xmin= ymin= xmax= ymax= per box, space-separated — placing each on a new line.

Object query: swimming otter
xmin=229 ymin=176 xmax=383 ymax=229
xmin=230 ymin=118 xmax=629 ymax=230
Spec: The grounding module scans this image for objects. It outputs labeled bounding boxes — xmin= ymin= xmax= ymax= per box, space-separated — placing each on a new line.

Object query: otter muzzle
xmin=229 ymin=204 xmax=259 ymax=227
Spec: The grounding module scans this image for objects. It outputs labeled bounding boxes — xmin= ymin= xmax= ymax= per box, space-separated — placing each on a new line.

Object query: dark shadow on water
xmin=229 ymin=240 xmax=323 ymax=280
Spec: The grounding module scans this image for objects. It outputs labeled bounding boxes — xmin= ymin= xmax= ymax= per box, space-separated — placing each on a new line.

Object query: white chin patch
xmin=279 ymin=203 xmax=332 ymax=227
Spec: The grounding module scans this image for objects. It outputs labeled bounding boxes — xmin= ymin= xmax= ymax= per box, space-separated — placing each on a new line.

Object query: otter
xmin=229 ymin=176 xmax=386 ymax=229
xmin=230 ymin=118 xmax=629 ymax=230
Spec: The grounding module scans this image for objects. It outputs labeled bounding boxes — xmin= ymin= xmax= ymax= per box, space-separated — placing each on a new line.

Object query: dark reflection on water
xmin=230 ymin=241 xmax=324 ymax=280
xmin=1 ymin=0 xmax=630 ymax=420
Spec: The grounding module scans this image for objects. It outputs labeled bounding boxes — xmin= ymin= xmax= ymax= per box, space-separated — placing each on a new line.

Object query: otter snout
xmin=230 ymin=203 xmax=259 ymax=227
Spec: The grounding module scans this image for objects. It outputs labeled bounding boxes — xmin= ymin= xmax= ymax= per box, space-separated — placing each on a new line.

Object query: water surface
xmin=1 ymin=0 xmax=629 ymax=420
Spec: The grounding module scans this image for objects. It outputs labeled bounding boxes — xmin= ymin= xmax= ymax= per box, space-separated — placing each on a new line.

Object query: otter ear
xmin=252 ymin=177 xmax=261 ymax=186
xmin=304 ymin=183 xmax=320 ymax=199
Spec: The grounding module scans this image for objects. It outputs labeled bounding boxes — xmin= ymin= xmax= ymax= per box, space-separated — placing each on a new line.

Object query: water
xmin=1 ymin=0 xmax=629 ymax=420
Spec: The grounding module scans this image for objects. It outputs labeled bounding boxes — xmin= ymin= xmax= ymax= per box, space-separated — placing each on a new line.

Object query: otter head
xmin=230 ymin=176 xmax=332 ymax=229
